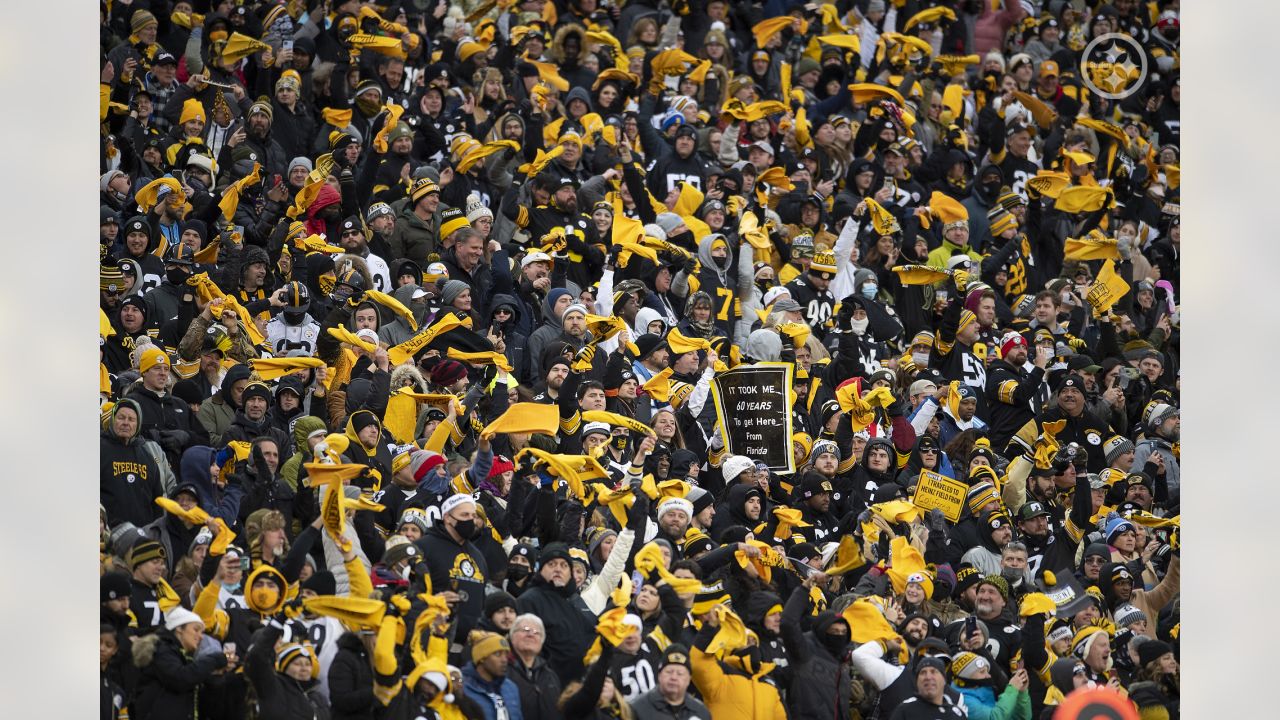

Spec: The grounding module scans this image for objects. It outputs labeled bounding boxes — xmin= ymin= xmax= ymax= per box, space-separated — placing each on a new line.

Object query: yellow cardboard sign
xmin=912 ymin=469 xmax=968 ymax=522
xmin=1085 ymin=259 xmax=1130 ymax=317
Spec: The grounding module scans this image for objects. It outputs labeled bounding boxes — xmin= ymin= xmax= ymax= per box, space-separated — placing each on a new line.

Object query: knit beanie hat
xmin=1115 ymin=603 xmax=1149 ymax=629
xmin=441 ymin=279 xmax=470 ymax=306
xmin=1103 ymin=435 xmax=1135 ymax=465
xmin=468 ymin=630 xmax=509 ymax=663
xmin=949 ymin=651 xmax=990 ymax=681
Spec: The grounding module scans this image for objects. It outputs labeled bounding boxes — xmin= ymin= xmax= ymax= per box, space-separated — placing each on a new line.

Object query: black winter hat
xmin=484 ymin=591 xmax=518 ymax=618
xmin=172 ymin=379 xmax=205 ymax=407
xmin=302 ymin=570 xmax=336 ymax=596
xmin=1136 ymin=639 xmax=1174 ymax=668
xmin=101 ymin=571 xmax=132 ymax=602
xmin=537 ymin=542 xmax=572 ymax=569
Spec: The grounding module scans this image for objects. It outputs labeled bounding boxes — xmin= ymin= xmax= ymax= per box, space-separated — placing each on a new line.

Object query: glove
xmin=480 ymin=362 xmax=499 ymax=387
xmin=886 ymin=396 xmax=908 ymax=418
xmin=626 ymin=492 xmax=650 ymax=529
xmin=952 ymin=269 xmax=970 ymax=293
xmin=571 ymin=344 xmax=597 ymax=373
xmin=926 ymin=508 xmax=947 ymax=533
xmin=345 ymin=290 xmax=367 ymax=309
xmin=518 ymin=454 xmax=539 ymax=479
xmin=1067 ymin=337 xmax=1088 ymax=350
xmin=159 ymin=429 xmax=190 ymax=453
xmin=681 ymin=257 xmax=698 ymax=276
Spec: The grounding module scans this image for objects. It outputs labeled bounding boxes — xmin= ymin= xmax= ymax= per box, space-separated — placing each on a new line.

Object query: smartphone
xmin=270 ymin=173 xmax=284 ymax=189
xmin=224 ymin=642 xmax=237 ymax=656
xmin=1116 ymin=373 xmax=1130 ymax=391
xmin=937 ymin=289 xmax=949 ymax=302
xmin=282 ymin=39 xmax=294 ymax=52
xmin=964 ymin=615 xmax=977 ymax=638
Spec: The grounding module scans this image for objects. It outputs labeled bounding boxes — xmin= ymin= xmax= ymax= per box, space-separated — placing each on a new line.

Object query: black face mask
xmin=453 ymin=519 xmax=477 ymax=540
xmin=756 ymin=279 xmax=774 ymax=294
xmin=167 ymin=267 xmax=191 ymax=285
xmin=668 ymin=229 xmax=695 ymax=248
xmin=283 ymin=309 xmax=306 ymax=325
xmin=611 ymin=435 xmax=629 ymax=452
xmin=982 ymin=178 xmax=1002 ymax=198
xmin=819 ymin=631 xmax=849 ymax=657
xmin=506 ymin=564 xmax=530 ymax=582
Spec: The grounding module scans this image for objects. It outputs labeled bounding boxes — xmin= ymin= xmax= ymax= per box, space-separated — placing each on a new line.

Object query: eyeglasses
xmin=920 ymin=448 xmax=938 ymax=454
xmin=342 ymin=230 xmax=362 ymax=237
xmin=514 ymin=626 xmax=543 ymax=636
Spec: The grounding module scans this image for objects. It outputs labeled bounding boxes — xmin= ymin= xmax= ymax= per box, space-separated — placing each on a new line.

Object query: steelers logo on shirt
xmin=1085 ymin=431 xmax=1102 ymax=445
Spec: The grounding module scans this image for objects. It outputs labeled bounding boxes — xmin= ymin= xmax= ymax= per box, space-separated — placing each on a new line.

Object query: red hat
xmin=1000 ymin=332 xmax=1027 ymax=358
xmin=488 ymin=455 xmax=515 ymax=479
xmin=431 ymin=359 xmax=469 ymax=387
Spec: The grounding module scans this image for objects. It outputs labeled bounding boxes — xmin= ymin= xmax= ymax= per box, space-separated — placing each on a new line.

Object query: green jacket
xmin=927 ymin=237 xmax=984 ymax=270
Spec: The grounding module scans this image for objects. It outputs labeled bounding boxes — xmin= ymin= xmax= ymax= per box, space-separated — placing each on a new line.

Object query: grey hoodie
xmin=377 ymin=283 xmax=426 ymax=346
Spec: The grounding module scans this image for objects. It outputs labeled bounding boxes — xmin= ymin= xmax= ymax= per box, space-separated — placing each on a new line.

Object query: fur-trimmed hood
xmin=390 ymin=363 xmax=429 ymax=392
xmin=334 ymin=253 xmax=374 ymax=291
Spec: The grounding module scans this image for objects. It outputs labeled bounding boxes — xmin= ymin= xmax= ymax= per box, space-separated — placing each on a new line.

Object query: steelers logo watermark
xmin=1081 ymin=33 xmax=1147 ymax=100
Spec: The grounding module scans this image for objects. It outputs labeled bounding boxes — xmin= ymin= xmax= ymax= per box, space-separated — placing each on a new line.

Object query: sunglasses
xmin=920 ymin=447 xmax=938 ymax=454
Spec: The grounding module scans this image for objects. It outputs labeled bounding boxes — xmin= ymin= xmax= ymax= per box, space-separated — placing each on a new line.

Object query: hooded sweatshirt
xmin=101 ymin=400 xmax=165 ymax=528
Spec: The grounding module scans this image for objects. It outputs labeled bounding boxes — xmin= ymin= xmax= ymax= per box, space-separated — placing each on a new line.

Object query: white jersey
xmin=265 ymin=314 xmax=321 ymax=356
xmin=366 ymin=253 xmax=392 ymax=293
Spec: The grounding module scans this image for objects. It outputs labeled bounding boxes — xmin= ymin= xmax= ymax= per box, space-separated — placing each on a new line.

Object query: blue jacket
xmin=462 ymin=663 xmax=525 ymax=720
xmin=955 ymin=683 xmax=1030 ymax=720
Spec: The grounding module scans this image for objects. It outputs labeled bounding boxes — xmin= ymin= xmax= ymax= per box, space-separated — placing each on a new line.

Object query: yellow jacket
xmin=690 ymin=646 xmax=788 ymax=720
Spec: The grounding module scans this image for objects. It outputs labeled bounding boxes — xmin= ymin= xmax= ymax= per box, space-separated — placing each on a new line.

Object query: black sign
xmin=711 ymin=362 xmax=795 ymax=472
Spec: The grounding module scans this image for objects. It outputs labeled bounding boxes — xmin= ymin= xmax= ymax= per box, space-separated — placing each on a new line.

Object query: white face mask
xmin=849 ymin=317 xmax=869 ymax=335
xmin=911 ymin=351 xmax=930 ymax=366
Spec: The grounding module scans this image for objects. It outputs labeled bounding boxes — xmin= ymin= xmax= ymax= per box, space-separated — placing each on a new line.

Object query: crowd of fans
xmin=98 ymin=1 xmax=1182 ymax=719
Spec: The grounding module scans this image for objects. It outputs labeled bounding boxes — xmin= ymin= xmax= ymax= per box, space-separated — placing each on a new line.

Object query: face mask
xmin=356 ymin=96 xmax=382 ymax=116
xmin=861 ymin=284 xmax=878 ymax=299
xmin=453 ymin=519 xmax=476 ymax=540
xmin=1001 ymin=566 xmax=1023 ymax=584
xmin=611 ymin=435 xmax=629 ymax=452
xmin=819 ymin=631 xmax=849 ymax=657
xmin=187 ymin=175 xmax=208 ymax=193
xmin=849 ymin=317 xmax=869 ymax=335
xmin=250 ymin=585 xmax=280 ymax=610
xmin=911 ymin=351 xmax=931 ymax=366
xmin=283 ymin=309 xmax=306 ymax=325
xmin=397 ymin=564 xmax=411 ymax=580
xmin=756 ymin=279 xmax=774 ymax=293
xmin=507 ymin=564 xmax=530 ymax=582
xmin=982 ymin=179 xmax=1001 ymax=197
xmin=167 ymin=267 xmax=191 ymax=285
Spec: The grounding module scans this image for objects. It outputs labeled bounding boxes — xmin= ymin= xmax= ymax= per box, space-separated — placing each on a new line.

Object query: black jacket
xmin=780 ymin=587 xmax=853 ymax=720
xmin=328 ymin=632 xmax=377 ymax=720
xmin=245 ymin=624 xmax=324 ymax=720
xmin=131 ymin=631 xmax=228 ymax=720
xmin=439 ymin=246 xmax=495 ymax=321
xmin=515 ymin=575 xmax=598 ymax=685
xmin=984 ymin=359 xmax=1048 ymax=451
xmin=509 ymin=652 xmax=563 ymax=720
xmin=126 ymin=384 xmax=208 ymax=473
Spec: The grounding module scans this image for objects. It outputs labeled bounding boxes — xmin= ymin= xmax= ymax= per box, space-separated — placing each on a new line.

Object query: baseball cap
xmin=521 ymin=251 xmax=553 ymax=269
xmin=1017 ymin=501 xmax=1051 ymax=521
xmin=1040 ymin=60 xmax=1059 ymax=78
